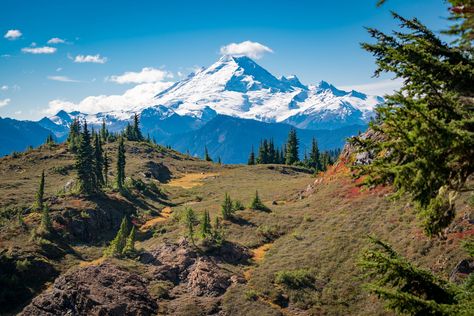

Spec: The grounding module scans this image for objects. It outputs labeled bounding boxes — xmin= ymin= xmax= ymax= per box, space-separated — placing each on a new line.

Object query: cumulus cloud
xmin=74 ymin=54 xmax=107 ymax=64
xmin=339 ymin=78 xmax=404 ymax=96
xmin=47 ymin=37 xmax=66 ymax=44
xmin=45 ymin=81 xmax=174 ymax=115
xmin=107 ymin=67 xmax=173 ymax=84
xmin=4 ymin=29 xmax=22 ymax=40
xmin=47 ymin=76 xmax=80 ymax=83
xmin=0 ymin=98 xmax=11 ymax=108
xmin=220 ymin=41 xmax=273 ymax=59
xmin=21 ymin=46 xmax=57 ymax=54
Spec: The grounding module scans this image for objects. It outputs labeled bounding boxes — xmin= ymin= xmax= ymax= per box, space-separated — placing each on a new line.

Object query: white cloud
xmin=1 ymin=85 xmax=8 ymax=91
xmin=21 ymin=46 xmax=57 ymax=54
xmin=220 ymin=41 xmax=273 ymax=59
xmin=4 ymin=29 xmax=22 ymax=40
xmin=47 ymin=37 xmax=65 ymax=44
xmin=339 ymin=78 xmax=404 ymax=96
xmin=107 ymin=67 xmax=173 ymax=84
xmin=0 ymin=98 xmax=11 ymax=107
xmin=45 ymin=81 xmax=174 ymax=115
xmin=47 ymin=76 xmax=80 ymax=83
xmin=74 ymin=54 xmax=107 ymax=64
xmin=56 ymin=67 xmax=63 ymax=72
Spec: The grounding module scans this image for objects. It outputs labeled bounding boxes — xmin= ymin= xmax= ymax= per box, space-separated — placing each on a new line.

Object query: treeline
xmin=248 ymin=128 xmax=340 ymax=172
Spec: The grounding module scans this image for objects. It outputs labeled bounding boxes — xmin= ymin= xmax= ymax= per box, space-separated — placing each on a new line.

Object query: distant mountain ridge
xmin=2 ymin=56 xmax=382 ymax=161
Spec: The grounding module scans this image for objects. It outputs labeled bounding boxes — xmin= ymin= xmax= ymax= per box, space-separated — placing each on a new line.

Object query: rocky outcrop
xmin=143 ymin=161 xmax=172 ymax=183
xmin=449 ymin=259 xmax=474 ymax=284
xmin=187 ymin=258 xmax=231 ymax=296
xmin=20 ymin=263 xmax=157 ymax=316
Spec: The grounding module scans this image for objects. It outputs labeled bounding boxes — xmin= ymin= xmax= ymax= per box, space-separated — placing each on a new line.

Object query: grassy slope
xmin=0 ymin=141 xmax=472 ymax=315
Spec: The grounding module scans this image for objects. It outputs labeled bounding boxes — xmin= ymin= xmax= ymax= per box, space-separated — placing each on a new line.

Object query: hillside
xmin=0 ymin=139 xmax=472 ymax=315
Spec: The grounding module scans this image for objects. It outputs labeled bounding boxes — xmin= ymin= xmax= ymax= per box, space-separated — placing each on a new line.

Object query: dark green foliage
xmin=45 ymin=134 xmax=55 ymax=145
xmin=285 ymin=128 xmax=299 ymax=165
xmin=67 ymin=118 xmax=81 ymax=152
xmin=199 ymin=210 xmax=212 ymax=238
xmin=103 ymin=151 xmax=110 ymax=186
xmin=100 ymin=118 xmax=109 ymax=142
xmin=39 ymin=205 xmax=52 ymax=234
xmin=249 ymin=190 xmax=270 ymax=212
xmin=308 ymin=138 xmax=320 ymax=171
xmin=359 ymin=237 xmax=474 ymax=315
xmin=93 ymin=134 xmax=104 ymax=187
xmin=104 ymin=217 xmax=129 ymax=257
xmin=275 ymin=269 xmax=315 ymax=290
xmin=351 ymin=13 xmax=474 ymax=236
xmin=184 ymin=207 xmax=198 ymax=242
xmin=248 ymin=146 xmax=256 ymax=165
xmin=233 ymin=199 xmax=245 ymax=211
xmin=75 ymin=121 xmax=97 ymax=195
xmin=115 ymin=137 xmax=126 ymax=190
xmin=204 ymin=146 xmax=213 ymax=162
xmin=33 ymin=170 xmax=45 ymax=210
xmin=123 ymin=226 xmax=136 ymax=256
xmin=221 ymin=193 xmax=234 ymax=220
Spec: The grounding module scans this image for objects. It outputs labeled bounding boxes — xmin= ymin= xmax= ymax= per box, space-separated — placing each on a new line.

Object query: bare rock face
xmin=187 ymin=258 xmax=231 ymax=296
xmin=20 ymin=263 xmax=157 ymax=316
xmin=450 ymin=259 xmax=474 ymax=284
xmin=144 ymin=161 xmax=172 ymax=183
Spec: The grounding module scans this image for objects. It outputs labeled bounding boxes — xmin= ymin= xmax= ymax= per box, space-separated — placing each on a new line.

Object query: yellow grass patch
xmin=166 ymin=172 xmax=219 ymax=189
xmin=140 ymin=207 xmax=172 ymax=231
xmin=78 ymin=257 xmax=106 ymax=267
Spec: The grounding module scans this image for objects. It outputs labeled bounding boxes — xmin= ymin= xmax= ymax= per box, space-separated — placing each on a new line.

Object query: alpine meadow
xmin=0 ymin=1 xmax=473 ymax=315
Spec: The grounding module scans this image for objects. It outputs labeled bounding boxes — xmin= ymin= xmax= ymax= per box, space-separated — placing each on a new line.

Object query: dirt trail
xmin=140 ymin=207 xmax=173 ymax=231
xmin=166 ymin=172 xmax=219 ymax=189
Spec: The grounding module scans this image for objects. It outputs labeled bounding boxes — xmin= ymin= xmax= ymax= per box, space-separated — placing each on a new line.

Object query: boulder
xmin=187 ymin=258 xmax=231 ymax=296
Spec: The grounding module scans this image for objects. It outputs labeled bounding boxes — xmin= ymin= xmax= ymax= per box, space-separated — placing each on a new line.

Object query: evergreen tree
xmin=351 ymin=12 xmax=474 ymax=236
xmin=124 ymin=123 xmax=133 ymax=140
xmin=100 ymin=118 xmax=109 ymax=143
xmin=132 ymin=113 xmax=143 ymax=141
xmin=75 ymin=121 xmax=96 ymax=195
xmin=33 ymin=170 xmax=45 ymax=210
xmin=204 ymin=146 xmax=213 ymax=162
xmin=249 ymin=190 xmax=270 ymax=212
xmin=309 ymin=137 xmax=320 ymax=171
xmin=116 ymin=137 xmax=126 ymax=190
xmin=103 ymin=151 xmax=110 ymax=187
xmin=67 ymin=118 xmax=81 ymax=152
xmin=123 ymin=226 xmax=136 ymax=256
xmin=285 ymin=129 xmax=299 ymax=165
xmin=217 ymin=157 xmax=222 ymax=164
xmin=39 ymin=205 xmax=52 ymax=234
xmin=199 ymin=210 xmax=212 ymax=238
xmin=184 ymin=207 xmax=197 ymax=242
xmin=268 ymin=139 xmax=276 ymax=163
xmin=45 ymin=134 xmax=55 ymax=145
xmin=104 ymin=217 xmax=129 ymax=257
xmin=93 ymin=134 xmax=104 ymax=187
xmin=248 ymin=146 xmax=256 ymax=165
xmin=257 ymin=140 xmax=268 ymax=164
xmin=221 ymin=193 xmax=234 ymax=220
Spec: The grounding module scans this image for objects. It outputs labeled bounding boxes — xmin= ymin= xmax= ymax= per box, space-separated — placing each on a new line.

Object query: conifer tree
xmin=268 ymin=139 xmax=276 ymax=163
xmin=100 ymin=118 xmax=109 ymax=143
xmin=103 ymin=151 xmax=110 ymax=186
xmin=204 ymin=146 xmax=213 ymax=162
xmin=221 ymin=193 xmax=234 ymax=220
xmin=249 ymin=190 xmax=270 ymax=212
xmin=184 ymin=207 xmax=197 ymax=242
xmin=132 ymin=113 xmax=143 ymax=141
xmin=93 ymin=134 xmax=104 ymax=187
xmin=104 ymin=217 xmax=129 ymax=257
xmin=309 ymin=137 xmax=320 ymax=171
xmin=75 ymin=121 xmax=96 ymax=195
xmin=33 ymin=170 xmax=45 ymax=210
xmin=40 ymin=205 xmax=52 ymax=234
xmin=285 ymin=128 xmax=299 ymax=165
xmin=248 ymin=145 xmax=256 ymax=165
xmin=257 ymin=140 xmax=268 ymax=164
xmin=67 ymin=118 xmax=81 ymax=152
xmin=200 ymin=210 xmax=212 ymax=238
xmin=115 ymin=137 xmax=126 ymax=190
xmin=45 ymin=134 xmax=55 ymax=145
xmin=123 ymin=226 xmax=136 ymax=255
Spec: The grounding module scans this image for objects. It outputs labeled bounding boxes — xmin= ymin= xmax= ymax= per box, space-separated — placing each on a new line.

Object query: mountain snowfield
xmin=1 ymin=55 xmax=383 ymax=161
xmin=42 ymin=55 xmax=383 ymax=130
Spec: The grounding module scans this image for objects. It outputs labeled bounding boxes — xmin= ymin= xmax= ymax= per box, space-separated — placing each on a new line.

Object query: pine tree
xmin=67 ymin=118 xmax=81 ymax=152
xmin=100 ymin=118 xmax=109 ymax=143
xmin=123 ymin=226 xmax=136 ymax=256
xmin=45 ymin=134 xmax=55 ymax=145
xmin=351 ymin=12 xmax=474 ymax=236
xmin=115 ymin=137 xmax=126 ymax=190
xmin=248 ymin=146 xmax=256 ymax=165
xmin=33 ymin=170 xmax=45 ymax=210
xmin=285 ymin=128 xmax=299 ymax=165
xmin=309 ymin=137 xmax=320 ymax=171
xmin=75 ymin=121 xmax=96 ymax=195
xmin=132 ymin=113 xmax=143 ymax=141
xmin=184 ymin=207 xmax=197 ymax=242
xmin=39 ymin=205 xmax=52 ymax=234
xmin=257 ymin=140 xmax=268 ymax=164
xmin=268 ymin=139 xmax=276 ymax=163
xmin=249 ymin=190 xmax=270 ymax=212
xmin=199 ymin=210 xmax=212 ymax=238
xmin=221 ymin=193 xmax=234 ymax=220
xmin=104 ymin=217 xmax=129 ymax=257
xmin=217 ymin=157 xmax=222 ymax=164
xmin=93 ymin=134 xmax=104 ymax=188
xmin=204 ymin=146 xmax=213 ymax=162
xmin=103 ymin=151 xmax=110 ymax=186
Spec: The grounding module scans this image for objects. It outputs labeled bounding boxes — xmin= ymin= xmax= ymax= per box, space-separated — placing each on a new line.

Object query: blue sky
xmin=0 ymin=0 xmax=450 ymax=120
